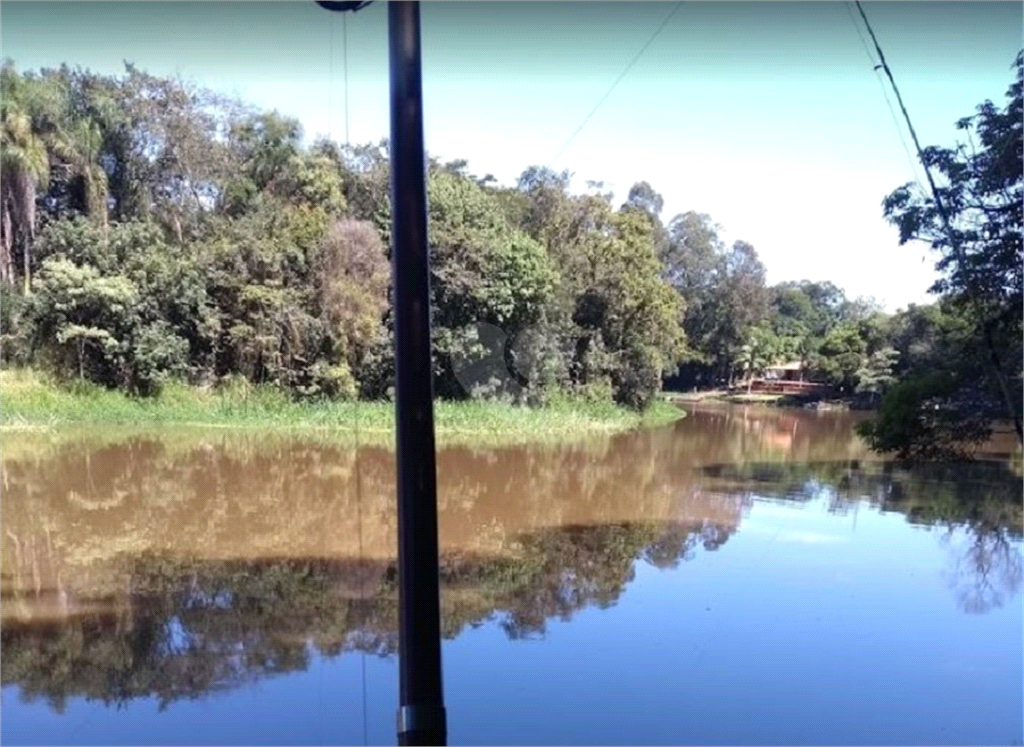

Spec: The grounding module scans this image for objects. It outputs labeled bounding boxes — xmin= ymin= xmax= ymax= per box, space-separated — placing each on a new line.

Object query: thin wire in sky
xmin=550 ymin=2 xmax=684 ymax=166
xmin=343 ymin=12 xmax=350 ymax=146
xmin=328 ymin=13 xmax=334 ymax=141
xmin=843 ymin=2 xmax=926 ymax=192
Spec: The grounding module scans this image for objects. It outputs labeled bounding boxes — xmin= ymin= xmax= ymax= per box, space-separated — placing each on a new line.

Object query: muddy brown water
xmin=1 ymin=404 xmax=1021 ymax=745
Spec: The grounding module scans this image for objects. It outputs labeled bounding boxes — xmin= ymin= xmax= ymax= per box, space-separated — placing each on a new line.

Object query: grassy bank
xmin=0 ymin=369 xmax=684 ymax=445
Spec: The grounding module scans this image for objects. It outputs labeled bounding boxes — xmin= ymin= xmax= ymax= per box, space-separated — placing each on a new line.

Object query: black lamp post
xmin=315 ymin=2 xmax=446 ymax=745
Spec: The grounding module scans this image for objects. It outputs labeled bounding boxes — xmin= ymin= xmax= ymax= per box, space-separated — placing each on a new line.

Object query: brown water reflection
xmin=1 ymin=405 xmax=1021 ymax=713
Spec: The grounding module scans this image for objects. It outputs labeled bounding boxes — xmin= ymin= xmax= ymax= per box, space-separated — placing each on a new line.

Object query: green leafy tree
xmin=878 ymin=51 xmax=1023 ymax=446
xmin=621 ymin=180 xmax=669 ymax=256
xmin=660 ymin=210 xmax=724 ymax=358
xmin=706 ymin=240 xmax=769 ymax=384
xmin=857 ymin=372 xmax=992 ymax=459
xmin=855 ymin=346 xmax=900 ymax=403
xmin=1 ymin=63 xmax=49 ymax=292
xmin=29 ymin=219 xmax=201 ymax=393
xmin=31 ymin=258 xmax=140 ymax=385
xmin=569 ymin=205 xmax=686 ymax=409
xmin=738 ymin=326 xmax=784 ymax=393
xmin=310 ymin=218 xmax=389 ymax=397
xmin=814 ymin=323 xmax=867 ymax=393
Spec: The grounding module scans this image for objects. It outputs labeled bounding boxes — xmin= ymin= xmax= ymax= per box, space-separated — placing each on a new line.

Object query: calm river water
xmin=1 ymin=404 xmax=1021 ymax=745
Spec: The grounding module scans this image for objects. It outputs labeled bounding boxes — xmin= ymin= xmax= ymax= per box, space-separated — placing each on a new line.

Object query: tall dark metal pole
xmin=388 ymin=2 xmax=447 ymax=745
xmin=313 ymin=2 xmax=446 ymax=742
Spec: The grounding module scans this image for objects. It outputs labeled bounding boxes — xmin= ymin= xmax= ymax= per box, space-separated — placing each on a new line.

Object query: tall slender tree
xmin=0 ymin=106 xmax=48 ymax=293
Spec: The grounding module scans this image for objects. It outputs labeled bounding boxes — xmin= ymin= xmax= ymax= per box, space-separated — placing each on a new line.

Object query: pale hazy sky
xmin=2 ymin=1 xmax=1021 ymax=310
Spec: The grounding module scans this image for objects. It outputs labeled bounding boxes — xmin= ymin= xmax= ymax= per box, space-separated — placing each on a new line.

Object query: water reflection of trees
xmin=2 ymin=407 xmax=1021 ymax=712
xmin=703 ymin=457 xmax=1023 ymax=615
xmin=943 ymin=528 xmax=1023 ymax=614
xmin=2 ymin=518 xmax=723 ymax=712
xmin=1 ymin=427 xmax=749 ymax=712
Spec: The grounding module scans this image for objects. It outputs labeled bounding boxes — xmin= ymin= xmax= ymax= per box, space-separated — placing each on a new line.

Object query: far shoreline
xmin=664 ymin=389 xmax=869 ymax=412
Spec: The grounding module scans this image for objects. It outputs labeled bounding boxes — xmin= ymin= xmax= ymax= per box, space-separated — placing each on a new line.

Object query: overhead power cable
xmin=344 ymin=12 xmax=351 ymax=145
xmin=329 ymin=14 xmax=334 ymax=141
xmin=852 ymin=1 xmax=952 ymax=217
xmin=852 ymin=0 xmax=1023 ymax=444
xmin=843 ymin=2 xmax=924 ymax=191
xmin=327 ymin=12 xmax=352 ymax=145
xmin=328 ymin=10 xmax=368 ymax=742
xmin=550 ymin=2 xmax=683 ymax=166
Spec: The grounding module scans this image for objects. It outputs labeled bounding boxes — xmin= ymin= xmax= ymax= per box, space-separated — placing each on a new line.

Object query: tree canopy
xmin=859 ymin=52 xmax=1023 ymax=456
xmin=1 ymin=54 xmax=1020 ymax=433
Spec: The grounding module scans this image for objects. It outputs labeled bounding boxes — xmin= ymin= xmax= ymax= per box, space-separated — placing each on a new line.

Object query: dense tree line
xmin=1 ymin=56 xmax=1020 ymax=436
xmin=0 ymin=61 xmax=680 ymax=408
xmin=859 ymin=52 xmax=1023 ymax=457
xmin=0 ymin=60 xmax=896 ymax=410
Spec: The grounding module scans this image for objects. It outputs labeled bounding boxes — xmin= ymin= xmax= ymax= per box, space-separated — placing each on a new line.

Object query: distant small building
xmin=763 ymin=361 xmax=805 ymax=382
xmin=739 ymin=360 xmax=829 ymax=397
